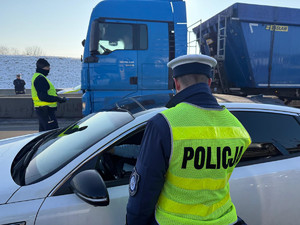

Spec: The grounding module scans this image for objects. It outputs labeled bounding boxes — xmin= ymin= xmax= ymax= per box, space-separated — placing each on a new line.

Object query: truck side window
xmin=97 ymin=23 xmax=133 ymax=54
xmin=90 ymin=22 xmax=148 ymax=54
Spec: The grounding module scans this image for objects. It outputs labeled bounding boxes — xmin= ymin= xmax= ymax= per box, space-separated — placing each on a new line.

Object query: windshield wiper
xmin=99 ymin=44 xmax=112 ymax=55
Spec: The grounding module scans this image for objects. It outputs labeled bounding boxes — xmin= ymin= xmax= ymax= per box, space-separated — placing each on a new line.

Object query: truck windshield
xmin=13 ymin=111 xmax=134 ymax=185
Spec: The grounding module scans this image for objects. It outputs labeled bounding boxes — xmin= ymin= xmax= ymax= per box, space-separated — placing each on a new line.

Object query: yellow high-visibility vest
xmin=155 ymin=103 xmax=251 ymax=225
xmin=31 ymin=73 xmax=57 ymax=108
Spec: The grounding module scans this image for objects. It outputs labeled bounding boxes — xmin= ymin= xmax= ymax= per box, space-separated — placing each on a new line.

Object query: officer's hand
xmin=58 ymin=97 xmax=67 ymax=103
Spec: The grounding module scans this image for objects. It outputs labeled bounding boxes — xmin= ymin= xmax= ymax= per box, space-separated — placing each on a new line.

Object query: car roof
xmin=215 ymin=94 xmax=300 ymax=114
xmin=220 ymin=102 xmax=300 ymax=114
xmin=214 ymin=94 xmax=285 ymax=105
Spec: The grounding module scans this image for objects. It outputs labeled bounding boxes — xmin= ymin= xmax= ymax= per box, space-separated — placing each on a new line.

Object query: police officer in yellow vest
xmin=126 ymin=54 xmax=251 ymax=225
xmin=31 ymin=58 xmax=67 ymax=132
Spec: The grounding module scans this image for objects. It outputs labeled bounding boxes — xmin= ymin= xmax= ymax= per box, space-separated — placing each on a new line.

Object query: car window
xmin=231 ymin=111 xmax=300 ymax=163
xmin=239 ymin=142 xmax=282 ymax=163
xmin=53 ymin=127 xmax=145 ymax=196
xmin=12 ymin=111 xmax=134 ymax=185
xmin=93 ymin=127 xmax=145 ymax=187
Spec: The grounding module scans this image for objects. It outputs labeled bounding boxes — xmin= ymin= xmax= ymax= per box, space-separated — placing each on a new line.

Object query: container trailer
xmin=193 ymin=3 xmax=300 ymax=100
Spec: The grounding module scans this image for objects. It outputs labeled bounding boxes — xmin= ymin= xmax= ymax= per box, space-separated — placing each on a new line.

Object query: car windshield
xmin=14 ymin=111 xmax=134 ymax=185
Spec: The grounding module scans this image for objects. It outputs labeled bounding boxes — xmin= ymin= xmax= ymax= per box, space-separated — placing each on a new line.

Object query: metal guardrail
xmin=0 ymin=95 xmax=83 ymax=118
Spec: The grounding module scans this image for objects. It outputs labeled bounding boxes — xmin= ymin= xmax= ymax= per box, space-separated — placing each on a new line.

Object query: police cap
xmin=167 ymin=54 xmax=217 ymax=78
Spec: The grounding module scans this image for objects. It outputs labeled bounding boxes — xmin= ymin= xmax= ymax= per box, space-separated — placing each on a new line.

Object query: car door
xmin=229 ymin=109 xmax=300 ymax=225
xmin=35 ymin=125 xmax=146 ymax=225
xmin=35 ymin=186 xmax=129 ymax=225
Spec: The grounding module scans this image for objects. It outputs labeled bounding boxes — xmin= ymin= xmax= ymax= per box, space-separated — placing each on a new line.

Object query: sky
xmin=1 ymin=0 xmax=300 ymax=58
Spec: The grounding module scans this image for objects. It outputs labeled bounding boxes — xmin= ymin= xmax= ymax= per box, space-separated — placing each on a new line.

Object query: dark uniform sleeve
xmin=126 ymin=114 xmax=171 ymax=225
xmin=34 ymin=75 xmax=60 ymax=102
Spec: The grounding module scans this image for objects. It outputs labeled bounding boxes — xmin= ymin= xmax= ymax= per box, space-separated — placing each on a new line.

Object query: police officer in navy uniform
xmin=13 ymin=74 xmax=26 ymax=94
xmin=31 ymin=58 xmax=67 ymax=132
xmin=126 ymin=54 xmax=251 ymax=225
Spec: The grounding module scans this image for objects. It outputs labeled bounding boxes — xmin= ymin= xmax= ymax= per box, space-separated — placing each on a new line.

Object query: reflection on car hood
xmin=0 ymin=135 xmax=38 ymax=204
xmin=0 ymin=133 xmax=40 ymax=146
xmin=106 ymin=93 xmax=173 ymax=114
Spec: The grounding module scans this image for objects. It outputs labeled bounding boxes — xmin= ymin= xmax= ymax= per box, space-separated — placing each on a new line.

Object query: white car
xmin=0 ymin=96 xmax=300 ymax=225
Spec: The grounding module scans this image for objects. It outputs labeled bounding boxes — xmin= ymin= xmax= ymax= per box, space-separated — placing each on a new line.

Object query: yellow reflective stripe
xmin=33 ymin=98 xmax=57 ymax=107
xmin=35 ymin=102 xmax=56 ymax=107
xmin=166 ymin=171 xmax=231 ymax=190
xmin=172 ymin=126 xmax=250 ymax=141
xmin=157 ymin=192 xmax=231 ymax=218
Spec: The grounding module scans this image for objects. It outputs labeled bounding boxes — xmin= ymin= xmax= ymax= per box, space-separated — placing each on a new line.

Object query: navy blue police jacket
xmin=126 ymin=83 xmax=222 ymax=225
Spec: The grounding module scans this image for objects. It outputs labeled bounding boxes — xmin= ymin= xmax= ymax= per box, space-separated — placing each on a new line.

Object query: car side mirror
xmin=70 ymin=169 xmax=109 ymax=206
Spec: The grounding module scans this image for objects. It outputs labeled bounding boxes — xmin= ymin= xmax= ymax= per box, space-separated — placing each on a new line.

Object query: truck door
xmin=137 ymin=22 xmax=172 ymax=93
xmin=86 ymin=20 xmax=139 ymax=112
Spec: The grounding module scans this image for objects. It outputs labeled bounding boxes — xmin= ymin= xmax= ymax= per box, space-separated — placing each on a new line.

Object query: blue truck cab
xmin=81 ymin=0 xmax=187 ymax=115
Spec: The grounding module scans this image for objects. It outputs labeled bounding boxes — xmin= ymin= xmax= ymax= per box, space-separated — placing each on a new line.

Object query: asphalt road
xmin=0 ymin=118 xmax=79 ymax=140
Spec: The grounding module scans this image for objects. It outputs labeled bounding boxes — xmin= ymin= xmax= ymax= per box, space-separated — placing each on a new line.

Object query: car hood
xmin=0 ymin=134 xmax=38 ymax=204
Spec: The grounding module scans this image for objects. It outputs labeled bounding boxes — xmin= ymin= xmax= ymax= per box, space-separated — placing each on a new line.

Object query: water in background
xmin=0 ymin=55 xmax=81 ymax=89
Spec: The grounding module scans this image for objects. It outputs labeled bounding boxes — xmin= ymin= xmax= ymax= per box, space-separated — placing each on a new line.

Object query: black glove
xmin=57 ymin=97 xmax=67 ymax=103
